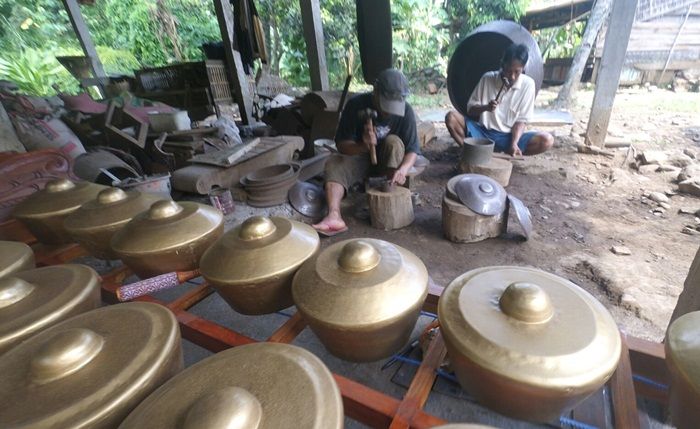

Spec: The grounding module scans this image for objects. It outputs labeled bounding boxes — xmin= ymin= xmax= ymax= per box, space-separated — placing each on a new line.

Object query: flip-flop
xmin=314 ymin=225 xmax=348 ymax=237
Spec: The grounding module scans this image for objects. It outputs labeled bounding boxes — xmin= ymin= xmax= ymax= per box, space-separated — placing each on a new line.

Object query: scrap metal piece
xmin=454 ymin=174 xmax=506 ymax=216
xmin=289 ymin=181 xmax=327 ymax=218
xmin=507 ymin=194 xmax=533 ymax=240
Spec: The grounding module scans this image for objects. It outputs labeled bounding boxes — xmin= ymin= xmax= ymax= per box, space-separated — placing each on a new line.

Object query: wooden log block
xmin=458 ymin=157 xmax=513 ymax=187
xmin=417 ymin=120 xmax=436 ymax=148
xmin=442 ymin=195 xmax=505 ymax=243
xmin=367 ymin=186 xmax=414 ymax=230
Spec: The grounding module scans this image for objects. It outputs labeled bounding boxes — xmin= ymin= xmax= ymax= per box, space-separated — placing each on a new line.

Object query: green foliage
xmin=393 ymin=0 xmax=450 ymax=74
xmin=0 ymin=49 xmax=77 ymax=96
xmin=443 ymin=0 xmax=530 ymax=49
xmin=534 ymin=21 xmax=586 ymax=60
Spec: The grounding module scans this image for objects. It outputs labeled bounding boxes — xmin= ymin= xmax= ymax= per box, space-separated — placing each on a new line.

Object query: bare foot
xmin=312 ymin=212 xmax=347 ymax=233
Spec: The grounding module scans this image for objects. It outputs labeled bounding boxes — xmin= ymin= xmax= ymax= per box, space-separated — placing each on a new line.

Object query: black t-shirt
xmin=334 ymin=93 xmax=421 ymax=155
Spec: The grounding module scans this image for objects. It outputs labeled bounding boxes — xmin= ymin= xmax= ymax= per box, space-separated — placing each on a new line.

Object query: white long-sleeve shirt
xmin=466 ymin=71 xmax=535 ymax=133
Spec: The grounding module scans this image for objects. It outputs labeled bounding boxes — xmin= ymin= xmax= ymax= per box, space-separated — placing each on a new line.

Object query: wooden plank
xmin=389 ymin=332 xmax=447 ymax=429
xmin=627 ymin=335 xmax=669 ymax=405
xmin=610 ymin=333 xmax=641 ymax=429
xmin=585 ymin=0 xmax=639 ymax=147
xmin=34 ymin=243 xmax=88 ymax=266
xmin=61 ymin=0 xmax=107 ymax=80
xmin=267 ymin=312 xmax=308 ymax=343
xmin=299 ymin=0 xmax=330 ymax=91
xmin=0 ymin=219 xmax=36 ymax=244
xmin=212 ymin=0 xmax=254 ymax=125
xmin=167 ymin=283 xmax=214 ymax=311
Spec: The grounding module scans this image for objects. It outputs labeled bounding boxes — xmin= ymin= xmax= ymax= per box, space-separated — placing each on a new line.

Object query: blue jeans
xmin=465 ymin=118 xmax=536 ymax=153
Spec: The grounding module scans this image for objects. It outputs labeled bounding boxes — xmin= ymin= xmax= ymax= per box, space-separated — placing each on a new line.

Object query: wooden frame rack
xmin=1 ymin=219 xmax=670 ymax=429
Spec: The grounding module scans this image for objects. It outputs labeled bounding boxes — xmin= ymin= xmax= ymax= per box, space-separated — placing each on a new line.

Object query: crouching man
xmin=313 ymin=68 xmax=420 ymax=236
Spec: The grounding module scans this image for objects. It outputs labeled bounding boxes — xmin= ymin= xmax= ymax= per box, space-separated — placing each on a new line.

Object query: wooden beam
xmin=212 ymin=0 xmax=255 ymax=125
xmin=299 ymin=0 xmax=330 ymax=90
xmin=584 ymin=0 xmax=638 ymax=147
xmin=609 ymin=333 xmax=641 ymax=429
xmin=61 ymin=0 xmax=106 ymax=80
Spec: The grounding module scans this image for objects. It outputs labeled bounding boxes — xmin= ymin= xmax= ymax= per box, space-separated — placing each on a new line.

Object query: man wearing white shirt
xmin=445 ymin=44 xmax=553 ymax=156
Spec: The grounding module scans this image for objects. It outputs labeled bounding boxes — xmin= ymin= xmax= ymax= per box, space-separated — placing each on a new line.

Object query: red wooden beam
xmin=610 ymin=333 xmax=641 ymax=429
xmin=267 ymin=312 xmax=307 ymax=343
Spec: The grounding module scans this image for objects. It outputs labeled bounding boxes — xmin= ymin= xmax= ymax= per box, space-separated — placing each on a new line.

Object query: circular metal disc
xmin=288 ymin=181 xmax=327 ymax=218
xmin=508 ymin=194 xmax=533 ymax=239
xmin=453 ymin=174 xmax=506 ymax=215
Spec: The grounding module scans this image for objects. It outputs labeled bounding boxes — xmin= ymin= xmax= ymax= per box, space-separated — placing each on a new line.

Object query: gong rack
xmin=2 ymin=219 xmax=669 ymax=429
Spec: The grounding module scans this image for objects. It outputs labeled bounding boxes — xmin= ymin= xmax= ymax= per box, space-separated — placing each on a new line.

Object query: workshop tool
xmin=358 ymin=108 xmax=378 ymax=165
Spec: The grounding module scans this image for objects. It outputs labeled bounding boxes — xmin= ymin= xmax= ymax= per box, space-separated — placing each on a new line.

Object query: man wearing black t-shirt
xmin=313 ymin=68 xmax=420 ymax=236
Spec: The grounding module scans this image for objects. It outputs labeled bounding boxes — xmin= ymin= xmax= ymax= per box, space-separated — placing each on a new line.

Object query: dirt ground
xmin=332 ymin=86 xmax=700 ymax=343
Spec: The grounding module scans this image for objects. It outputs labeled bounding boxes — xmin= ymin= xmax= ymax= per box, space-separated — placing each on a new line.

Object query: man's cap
xmin=374 ymin=68 xmax=409 ymax=117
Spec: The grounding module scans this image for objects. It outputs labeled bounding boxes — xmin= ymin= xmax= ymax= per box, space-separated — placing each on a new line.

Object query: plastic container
xmin=148 ymin=111 xmax=191 ymax=133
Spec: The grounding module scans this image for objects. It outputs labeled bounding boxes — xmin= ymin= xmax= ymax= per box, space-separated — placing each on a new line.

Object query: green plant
xmin=0 ymin=49 xmax=78 ymax=96
xmin=393 ymin=0 xmax=450 ymax=74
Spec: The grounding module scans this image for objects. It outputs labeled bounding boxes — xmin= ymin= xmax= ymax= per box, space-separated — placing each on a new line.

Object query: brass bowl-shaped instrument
xmin=111 ymin=200 xmax=224 ymax=278
xmin=0 ymin=302 xmax=183 ymax=428
xmin=666 ymin=311 xmax=700 ymax=429
xmin=0 ymin=241 xmax=34 ymax=279
xmin=438 ymin=266 xmax=621 ymax=422
xmin=0 ymin=264 xmax=100 ymax=355
xmin=119 ymin=342 xmax=342 ymax=429
xmin=200 ymin=216 xmax=319 ymax=315
xmin=64 ymin=188 xmax=160 ymax=259
xmin=293 ymin=238 xmax=428 ymax=362
xmin=12 ymin=179 xmax=106 ymax=244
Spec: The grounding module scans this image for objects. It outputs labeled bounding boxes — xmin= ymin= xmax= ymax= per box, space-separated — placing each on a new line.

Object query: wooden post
xmin=212 ymin=0 xmax=255 ymax=125
xmin=61 ymin=0 xmax=107 ymax=81
xmin=367 ymin=187 xmax=414 ymax=230
xmin=584 ymin=0 xmax=639 ymax=147
xmin=299 ymin=0 xmax=329 ymax=90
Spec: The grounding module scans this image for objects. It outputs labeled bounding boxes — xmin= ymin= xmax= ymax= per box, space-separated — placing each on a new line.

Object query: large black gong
xmin=356 ymin=0 xmax=392 ymax=84
xmin=447 ymin=20 xmax=543 ymax=115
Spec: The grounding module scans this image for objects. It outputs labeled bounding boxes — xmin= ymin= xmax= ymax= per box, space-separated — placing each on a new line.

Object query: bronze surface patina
xmin=119 ymin=342 xmax=342 ymax=429
xmin=0 ymin=240 xmax=34 ymax=279
xmin=438 ymin=266 xmax=621 ymax=422
xmin=12 ymin=179 xmax=106 ymax=244
xmin=64 ymin=188 xmax=160 ymax=259
xmin=0 ymin=302 xmax=183 ymax=428
xmin=293 ymin=238 xmax=428 ymax=362
xmin=200 ymin=216 xmax=320 ymax=315
xmin=666 ymin=310 xmax=700 ymax=429
xmin=110 ymin=200 xmax=223 ymax=278
xmin=0 ymin=264 xmax=100 ymax=355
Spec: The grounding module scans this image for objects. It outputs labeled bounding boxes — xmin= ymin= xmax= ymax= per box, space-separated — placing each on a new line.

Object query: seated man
xmin=445 ymin=43 xmax=553 ymax=156
xmin=313 ymin=68 xmax=420 ymax=236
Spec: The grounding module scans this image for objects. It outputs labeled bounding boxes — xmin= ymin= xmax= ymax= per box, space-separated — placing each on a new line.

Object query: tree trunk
xmin=552 ymin=0 xmax=612 ymax=110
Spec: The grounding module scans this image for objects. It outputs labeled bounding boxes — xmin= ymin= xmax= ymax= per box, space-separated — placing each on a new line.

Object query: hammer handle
xmin=367 ymin=118 xmax=377 ymax=165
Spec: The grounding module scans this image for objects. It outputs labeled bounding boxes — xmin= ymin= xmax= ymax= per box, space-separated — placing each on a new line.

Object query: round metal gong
xmin=0 ymin=302 xmax=182 ymax=428
xmin=288 ymin=181 xmax=327 ymax=218
xmin=119 ymin=342 xmax=342 ymax=429
xmin=447 ymin=20 xmax=543 ymax=115
xmin=454 ymin=174 xmax=506 ymax=215
xmin=666 ymin=311 xmax=700 ymax=429
xmin=439 ymin=266 xmax=621 ymax=422
xmin=0 ymin=241 xmax=34 ymax=279
xmin=0 ymin=264 xmax=101 ymax=355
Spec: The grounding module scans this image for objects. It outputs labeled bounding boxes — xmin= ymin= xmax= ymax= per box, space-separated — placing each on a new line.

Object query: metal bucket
xmin=209 ymin=187 xmax=234 ymax=215
xmin=460 ymin=137 xmax=495 ymax=166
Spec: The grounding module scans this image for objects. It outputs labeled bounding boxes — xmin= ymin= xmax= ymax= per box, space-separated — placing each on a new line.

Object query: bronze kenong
xmin=665 ymin=310 xmax=700 ymax=429
xmin=200 ymin=216 xmax=320 ymax=315
xmin=119 ymin=342 xmax=343 ymax=429
xmin=12 ymin=179 xmax=106 ymax=244
xmin=0 ymin=264 xmax=100 ymax=355
xmin=438 ymin=266 xmax=621 ymax=422
xmin=0 ymin=240 xmax=34 ymax=279
xmin=64 ymin=188 xmax=161 ymax=259
xmin=0 ymin=302 xmax=182 ymax=428
xmin=292 ymin=238 xmax=428 ymax=362
xmin=111 ymin=200 xmax=224 ymax=278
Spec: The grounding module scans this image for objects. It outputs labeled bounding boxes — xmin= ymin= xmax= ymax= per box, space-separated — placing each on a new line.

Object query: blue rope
xmin=420 ymin=310 xmax=437 ymax=319
xmin=559 ymin=416 xmax=598 ymax=429
xmin=275 ymin=310 xmax=293 ymax=318
xmin=632 ymin=374 xmax=668 ymax=391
